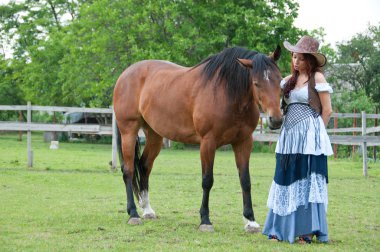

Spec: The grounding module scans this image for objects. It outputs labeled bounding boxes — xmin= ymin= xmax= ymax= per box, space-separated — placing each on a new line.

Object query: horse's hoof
xmin=245 ymin=225 xmax=260 ymax=233
xmin=128 ymin=217 xmax=142 ymax=225
xmin=199 ymin=224 xmax=214 ymax=232
xmin=143 ymin=213 xmax=157 ymax=219
xmin=244 ymin=221 xmax=260 ymax=233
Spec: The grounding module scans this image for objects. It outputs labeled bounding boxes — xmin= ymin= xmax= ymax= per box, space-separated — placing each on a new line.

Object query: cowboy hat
xmin=283 ymin=35 xmax=327 ymax=67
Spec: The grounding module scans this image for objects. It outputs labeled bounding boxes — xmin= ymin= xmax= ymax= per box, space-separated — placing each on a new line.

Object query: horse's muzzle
xmin=268 ymin=116 xmax=283 ymax=130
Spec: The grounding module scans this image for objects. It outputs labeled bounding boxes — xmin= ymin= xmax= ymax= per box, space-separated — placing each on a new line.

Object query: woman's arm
xmin=315 ymin=72 xmax=333 ymax=127
xmin=318 ymin=92 xmax=332 ymax=127
xmin=280 ymin=75 xmax=292 ymax=96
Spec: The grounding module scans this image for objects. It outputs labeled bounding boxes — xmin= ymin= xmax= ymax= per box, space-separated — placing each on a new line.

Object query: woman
xmin=262 ymin=35 xmax=333 ymax=244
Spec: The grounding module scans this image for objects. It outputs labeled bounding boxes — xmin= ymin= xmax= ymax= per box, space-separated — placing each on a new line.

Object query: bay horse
xmin=113 ymin=46 xmax=283 ymax=232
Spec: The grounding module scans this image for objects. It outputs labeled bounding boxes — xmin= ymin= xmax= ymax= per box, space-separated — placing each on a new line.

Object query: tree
xmin=0 ymin=55 xmax=26 ymax=123
xmin=0 ymin=0 xmax=85 ymax=105
xmin=1 ymin=0 xmax=303 ymax=107
xmin=0 ymin=0 xmax=84 ymax=59
xmin=329 ymin=24 xmax=380 ymax=107
xmin=21 ymin=33 xmax=67 ymax=106
xmin=57 ymin=0 xmax=302 ymax=107
xmin=0 ymin=56 xmax=25 ymax=105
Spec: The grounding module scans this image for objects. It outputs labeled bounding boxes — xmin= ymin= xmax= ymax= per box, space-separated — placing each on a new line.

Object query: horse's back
xmin=115 ymin=60 xmax=187 ymax=89
xmin=114 ymin=60 xmax=188 ymax=111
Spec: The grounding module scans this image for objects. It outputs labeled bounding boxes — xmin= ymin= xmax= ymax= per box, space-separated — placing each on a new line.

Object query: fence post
xmin=163 ymin=138 xmax=170 ymax=148
xmin=111 ymin=107 xmax=118 ymax=170
xmin=333 ymin=110 xmax=338 ymax=159
xmin=362 ymin=111 xmax=367 ymax=177
xmin=374 ymin=108 xmax=378 ymax=161
xmin=259 ymin=116 xmax=263 ymax=147
xmin=27 ymin=101 xmax=33 ymax=168
xmin=18 ymin=110 xmax=23 ymax=141
xmin=352 ymin=108 xmax=356 ymax=159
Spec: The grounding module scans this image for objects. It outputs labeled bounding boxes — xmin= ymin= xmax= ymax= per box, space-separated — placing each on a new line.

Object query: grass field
xmin=1 ymin=133 xmax=380 ymax=251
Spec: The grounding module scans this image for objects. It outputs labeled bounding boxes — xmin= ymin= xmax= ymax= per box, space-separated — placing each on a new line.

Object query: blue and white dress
xmin=262 ymin=80 xmax=333 ymax=243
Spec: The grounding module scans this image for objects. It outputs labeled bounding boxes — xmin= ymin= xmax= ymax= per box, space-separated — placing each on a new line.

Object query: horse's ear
xmin=237 ymin=58 xmax=253 ymax=68
xmin=269 ymin=45 xmax=281 ymax=62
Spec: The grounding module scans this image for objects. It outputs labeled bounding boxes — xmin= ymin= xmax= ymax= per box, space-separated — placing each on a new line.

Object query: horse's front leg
xmin=198 ymin=138 xmax=216 ymax=232
xmin=232 ymin=138 xmax=260 ymax=233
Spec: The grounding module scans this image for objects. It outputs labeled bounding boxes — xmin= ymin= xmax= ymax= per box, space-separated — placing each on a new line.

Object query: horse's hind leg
xmin=138 ymin=128 xmax=163 ymax=219
xmin=232 ymin=138 xmax=260 ymax=233
xmin=119 ymin=123 xmax=142 ymax=225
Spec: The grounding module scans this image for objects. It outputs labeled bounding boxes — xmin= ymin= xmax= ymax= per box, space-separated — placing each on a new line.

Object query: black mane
xmin=198 ymin=47 xmax=278 ymax=102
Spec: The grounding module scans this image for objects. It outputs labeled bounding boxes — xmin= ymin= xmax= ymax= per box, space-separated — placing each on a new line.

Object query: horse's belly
xmin=140 ymin=94 xmax=200 ymax=144
xmin=142 ymin=113 xmax=200 ymax=144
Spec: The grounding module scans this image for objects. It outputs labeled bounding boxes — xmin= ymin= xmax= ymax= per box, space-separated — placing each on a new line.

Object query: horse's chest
xmin=215 ymin=111 xmax=257 ymax=139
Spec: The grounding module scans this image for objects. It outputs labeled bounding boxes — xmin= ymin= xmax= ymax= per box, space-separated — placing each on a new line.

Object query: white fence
xmin=0 ymin=102 xmax=118 ymax=169
xmin=1 ymin=103 xmax=379 ymax=176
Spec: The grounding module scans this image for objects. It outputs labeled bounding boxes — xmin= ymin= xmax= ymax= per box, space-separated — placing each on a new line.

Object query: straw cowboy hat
xmin=283 ymin=36 xmax=327 ymax=67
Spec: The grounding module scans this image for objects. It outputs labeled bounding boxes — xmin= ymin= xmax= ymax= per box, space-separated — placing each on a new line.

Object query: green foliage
xmin=0 ymin=56 xmax=25 ymax=105
xmin=21 ymin=33 xmax=68 ymax=106
xmin=252 ymin=141 xmax=276 ymax=153
xmin=332 ymin=89 xmax=378 ymax=115
xmin=58 ymin=131 xmax=69 ymax=142
xmin=326 ymin=24 xmax=380 ymax=158
xmin=57 ymin=0 xmax=302 ymax=106
xmin=331 ymin=89 xmax=378 ymax=131
xmin=328 ymin=24 xmax=380 ymax=107
xmin=0 ymin=0 xmax=83 ymax=58
xmin=0 ymin=0 xmax=84 ymax=105
xmin=30 ymin=111 xmax=64 ymax=123
xmin=170 ymin=141 xmax=277 ymax=153
xmin=330 ymin=89 xmax=378 ymax=158
xmin=171 ymin=141 xmax=185 ymax=150
xmin=1 ymin=0 xmax=301 ymax=107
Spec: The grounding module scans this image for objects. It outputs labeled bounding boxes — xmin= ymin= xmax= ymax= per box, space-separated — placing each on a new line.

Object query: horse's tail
xmin=116 ymin=123 xmax=144 ymax=200
xmin=115 ymin=123 xmax=124 ymax=172
xmin=132 ymin=135 xmax=145 ymax=200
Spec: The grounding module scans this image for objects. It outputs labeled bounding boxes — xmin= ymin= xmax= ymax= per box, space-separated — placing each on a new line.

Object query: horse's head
xmin=237 ymin=46 xmax=283 ymax=130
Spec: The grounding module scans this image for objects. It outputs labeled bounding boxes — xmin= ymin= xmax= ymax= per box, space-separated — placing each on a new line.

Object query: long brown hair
xmin=283 ymin=53 xmax=322 ymax=98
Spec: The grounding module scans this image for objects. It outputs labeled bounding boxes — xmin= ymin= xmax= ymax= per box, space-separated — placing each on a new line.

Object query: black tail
xmin=116 ymin=124 xmax=145 ymax=200
xmin=115 ymin=124 xmax=124 ymax=172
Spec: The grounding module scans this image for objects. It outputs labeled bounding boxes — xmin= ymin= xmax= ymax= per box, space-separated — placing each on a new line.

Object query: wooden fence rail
xmin=1 ymin=103 xmax=379 ymax=176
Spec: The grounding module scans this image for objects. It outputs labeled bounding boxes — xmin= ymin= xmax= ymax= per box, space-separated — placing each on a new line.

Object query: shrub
xmin=171 ymin=141 xmax=185 ymax=150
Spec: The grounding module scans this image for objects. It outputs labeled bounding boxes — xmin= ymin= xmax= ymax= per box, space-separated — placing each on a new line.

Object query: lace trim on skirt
xmin=267 ymin=173 xmax=328 ymax=216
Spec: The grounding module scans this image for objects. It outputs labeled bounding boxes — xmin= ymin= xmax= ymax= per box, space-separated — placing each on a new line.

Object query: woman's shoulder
xmin=314 ymin=72 xmax=327 ymax=83
xmin=313 ymin=72 xmax=333 ymax=93
xmin=283 ymin=75 xmax=292 ymax=81
xmin=280 ymin=75 xmax=292 ymax=89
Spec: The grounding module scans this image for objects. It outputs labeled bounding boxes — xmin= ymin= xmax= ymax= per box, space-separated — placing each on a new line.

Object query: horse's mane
xmin=197 ymin=47 xmax=278 ymax=102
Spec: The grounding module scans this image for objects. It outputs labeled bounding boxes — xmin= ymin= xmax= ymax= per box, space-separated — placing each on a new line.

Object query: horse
xmin=113 ymin=46 xmax=283 ymax=232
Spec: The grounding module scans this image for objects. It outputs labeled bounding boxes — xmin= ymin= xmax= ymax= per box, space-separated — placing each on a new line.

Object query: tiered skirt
xmin=262 ymin=103 xmax=333 ymax=243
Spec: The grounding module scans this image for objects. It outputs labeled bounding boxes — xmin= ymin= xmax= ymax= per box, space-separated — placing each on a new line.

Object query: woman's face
xmin=292 ymin=53 xmax=306 ymax=72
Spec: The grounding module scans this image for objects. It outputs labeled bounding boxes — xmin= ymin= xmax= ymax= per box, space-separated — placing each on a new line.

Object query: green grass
xmin=1 ymin=133 xmax=380 ymax=251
